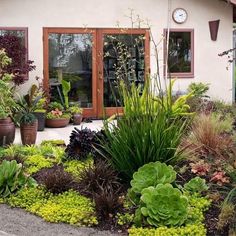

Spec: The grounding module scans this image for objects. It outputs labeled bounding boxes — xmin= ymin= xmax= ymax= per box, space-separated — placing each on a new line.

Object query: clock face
xmin=173 ymin=8 xmax=188 ymax=24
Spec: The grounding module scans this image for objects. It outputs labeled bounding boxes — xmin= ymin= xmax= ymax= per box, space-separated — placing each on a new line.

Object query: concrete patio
xmin=14 ymin=120 xmax=104 ymax=145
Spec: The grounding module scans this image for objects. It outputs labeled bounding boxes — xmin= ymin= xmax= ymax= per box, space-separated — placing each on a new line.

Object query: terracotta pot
xmin=20 ymin=120 xmax=38 ymax=145
xmin=45 ymin=118 xmax=70 ymax=128
xmin=33 ymin=112 xmax=46 ymax=131
xmin=73 ymin=114 xmax=83 ymax=125
xmin=0 ymin=117 xmax=15 ymax=146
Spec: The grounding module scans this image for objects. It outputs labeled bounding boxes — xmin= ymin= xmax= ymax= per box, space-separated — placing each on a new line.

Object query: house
xmin=0 ymin=0 xmax=235 ymax=118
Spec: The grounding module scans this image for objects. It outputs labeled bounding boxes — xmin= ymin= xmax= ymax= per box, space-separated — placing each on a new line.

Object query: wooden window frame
xmin=164 ymin=28 xmax=194 ymax=78
xmin=43 ymin=27 xmax=150 ymax=118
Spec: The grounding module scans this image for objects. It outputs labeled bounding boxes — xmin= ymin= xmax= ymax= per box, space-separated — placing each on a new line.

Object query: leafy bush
xmin=128 ymin=224 xmax=207 ymax=236
xmin=0 ymin=34 xmax=35 ymax=85
xmin=130 ymin=162 xmax=176 ymax=195
xmin=184 ymin=177 xmax=208 ymax=194
xmin=46 ymin=109 xmax=71 ymax=119
xmin=48 ymin=102 xmax=64 ymax=111
xmin=0 ymin=160 xmax=37 ymax=197
xmin=0 ymin=49 xmax=18 ymax=119
xmin=65 ymin=127 xmax=97 ymax=160
xmin=138 ymin=184 xmax=188 ymax=227
xmin=33 ymin=165 xmax=75 ymax=194
xmin=187 ymin=82 xmax=209 ymax=98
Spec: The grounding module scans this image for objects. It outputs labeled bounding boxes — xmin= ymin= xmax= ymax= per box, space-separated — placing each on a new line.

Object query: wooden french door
xmin=43 ymin=28 xmax=150 ymax=118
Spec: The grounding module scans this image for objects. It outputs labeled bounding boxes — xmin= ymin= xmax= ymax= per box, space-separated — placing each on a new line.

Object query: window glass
xmin=0 ymin=29 xmax=26 ymax=47
xmin=168 ymin=31 xmax=192 ymax=73
xmin=48 ymin=33 xmax=93 ymax=108
xmin=103 ymin=34 xmax=145 ymax=107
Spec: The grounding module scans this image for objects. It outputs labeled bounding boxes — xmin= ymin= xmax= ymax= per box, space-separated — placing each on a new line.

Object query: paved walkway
xmin=0 ymin=204 xmax=124 ymax=236
xmin=14 ymin=120 xmax=104 ymax=145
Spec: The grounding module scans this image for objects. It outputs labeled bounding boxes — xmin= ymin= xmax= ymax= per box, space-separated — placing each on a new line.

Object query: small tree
xmin=0 ymin=34 xmax=35 ymax=85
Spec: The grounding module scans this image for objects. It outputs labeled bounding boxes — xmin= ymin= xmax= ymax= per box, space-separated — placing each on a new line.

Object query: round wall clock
xmin=172 ymin=8 xmax=188 ymax=24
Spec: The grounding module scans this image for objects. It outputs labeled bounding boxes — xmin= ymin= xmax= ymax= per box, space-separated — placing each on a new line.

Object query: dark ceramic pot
xmin=45 ymin=118 xmax=70 ymax=128
xmin=73 ymin=114 xmax=83 ymax=125
xmin=33 ymin=112 xmax=46 ymax=131
xmin=20 ymin=120 xmax=38 ymax=145
xmin=0 ymin=117 xmax=15 ymax=146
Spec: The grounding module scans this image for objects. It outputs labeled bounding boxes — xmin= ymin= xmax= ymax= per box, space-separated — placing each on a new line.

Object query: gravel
xmin=0 ymin=204 xmax=124 ymax=236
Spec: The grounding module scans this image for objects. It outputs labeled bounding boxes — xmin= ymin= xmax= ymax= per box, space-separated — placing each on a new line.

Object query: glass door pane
xmin=103 ymin=34 xmax=145 ymax=107
xmin=48 ymin=33 xmax=93 ymax=108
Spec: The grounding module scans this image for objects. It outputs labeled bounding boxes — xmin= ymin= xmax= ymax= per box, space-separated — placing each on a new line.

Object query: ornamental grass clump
xmin=33 ymin=165 xmax=75 ymax=194
xmin=77 ymin=159 xmax=123 ymax=219
xmin=99 ymin=79 xmax=192 ymax=181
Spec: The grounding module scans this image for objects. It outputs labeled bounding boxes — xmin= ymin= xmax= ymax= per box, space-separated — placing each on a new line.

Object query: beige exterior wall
xmin=0 ymin=0 xmax=233 ymax=102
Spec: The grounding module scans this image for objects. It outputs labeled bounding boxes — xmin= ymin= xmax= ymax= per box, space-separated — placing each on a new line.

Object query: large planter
xmin=73 ymin=114 xmax=83 ymax=125
xmin=33 ymin=112 xmax=46 ymax=131
xmin=45 ymin=118 xmax=70 ymax=128
xmin=20 ymin=120 xmax=38 ymax=145
xmin=0 ymin=117 xmax=15 ymax=146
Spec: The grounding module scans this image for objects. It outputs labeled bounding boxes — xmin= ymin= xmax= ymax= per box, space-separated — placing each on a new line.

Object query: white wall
xmin=0 ymin=0 xmax=233 ymax=102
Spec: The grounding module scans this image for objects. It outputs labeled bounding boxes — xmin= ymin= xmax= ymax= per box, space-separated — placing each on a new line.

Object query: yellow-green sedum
xmin=128 ymin=224 xmax=206 ymax=236
xmin=7 ymin=187 xmax=97 ymax=226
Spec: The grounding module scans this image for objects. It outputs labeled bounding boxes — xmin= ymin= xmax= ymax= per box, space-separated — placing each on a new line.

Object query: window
xmin=0 ymin=27 xmax=32 ymax=84
xmin=164 ymin=29 xmax=194 ymax=78
xmin=0 ymin=27 xmax=28 ymax=51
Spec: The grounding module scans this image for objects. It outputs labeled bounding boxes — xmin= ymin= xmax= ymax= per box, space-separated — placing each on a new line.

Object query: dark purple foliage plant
xmin=0 ymin=34 xmax=35 ymax=85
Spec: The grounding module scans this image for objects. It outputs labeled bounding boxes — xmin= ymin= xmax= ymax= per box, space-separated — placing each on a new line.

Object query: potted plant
xmin=0 ymin=50 xmax=18 ymax=146
xmin=45 ymin=102 xmax=71 ymax=128
xmin=68 ymin=105 xmax=83 ymax=125
xmin=17 ymin=87 xmax=42 ymax=145
xmin=29 ymin=77 xmax=48 ymax=131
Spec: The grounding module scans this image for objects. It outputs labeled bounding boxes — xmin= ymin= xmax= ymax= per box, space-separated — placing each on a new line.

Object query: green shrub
xmin=128 ymin=224 xmax=207 ymax=236
xmin=130 ymin=162 xmax=176 ymax=196
xmin=0 ymin=160 xmax=37 ymax=197
xmin=187 ymin=82 xmax=209 ymax=98
xmin=184 ymin=177 xmax=208 ymax=194
xmin=137 ymin=184 xmax=188 ymax=227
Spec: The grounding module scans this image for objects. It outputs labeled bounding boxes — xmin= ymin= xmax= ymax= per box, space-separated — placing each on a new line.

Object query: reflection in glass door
xmin=48 ymin=33 xmax=93 ymax=108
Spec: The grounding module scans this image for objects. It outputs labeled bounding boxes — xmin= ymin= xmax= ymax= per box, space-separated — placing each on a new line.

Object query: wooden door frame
xmin=43 ymin=27 xmax=150 ymax=118
xmin=97 ymin=28 xmax=150 ymax=118
xmin=43 ymin=27 xmax=98 ymax=118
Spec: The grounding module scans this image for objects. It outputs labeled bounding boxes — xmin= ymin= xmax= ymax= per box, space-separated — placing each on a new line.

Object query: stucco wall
xmin=0 ymin=0 xmax=233 ymax=102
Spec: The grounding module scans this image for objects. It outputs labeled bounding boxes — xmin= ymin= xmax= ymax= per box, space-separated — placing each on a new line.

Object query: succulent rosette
xmin=140 ymin=183 xmax=188 ymax=227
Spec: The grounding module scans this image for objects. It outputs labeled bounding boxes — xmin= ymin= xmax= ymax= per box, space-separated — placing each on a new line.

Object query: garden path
xmin=0 ymin=204 xmax=124 ymax=236
xmin=14 ymin=120 xmax=104 ymax=145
